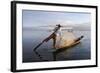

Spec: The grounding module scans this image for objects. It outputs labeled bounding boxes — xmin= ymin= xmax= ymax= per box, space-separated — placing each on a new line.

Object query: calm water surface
xmin=23 ymin=29 xmax=91 ymax=63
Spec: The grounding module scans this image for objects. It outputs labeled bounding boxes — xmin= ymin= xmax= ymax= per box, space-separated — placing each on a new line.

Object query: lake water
xmin=22 ymin=29 xmax=91 ymax=63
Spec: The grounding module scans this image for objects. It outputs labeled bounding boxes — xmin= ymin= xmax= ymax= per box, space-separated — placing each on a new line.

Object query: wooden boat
xmin=53 ymin=36 xmax=84 ymax=53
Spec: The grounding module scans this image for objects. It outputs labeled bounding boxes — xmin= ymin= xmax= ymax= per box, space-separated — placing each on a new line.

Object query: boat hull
xmin=53 ymin=36 xmax=84 ymax=53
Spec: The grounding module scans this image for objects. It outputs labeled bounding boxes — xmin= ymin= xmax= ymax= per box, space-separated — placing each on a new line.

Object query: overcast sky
xmin=22 ymin=10 xmax=91 ymax=28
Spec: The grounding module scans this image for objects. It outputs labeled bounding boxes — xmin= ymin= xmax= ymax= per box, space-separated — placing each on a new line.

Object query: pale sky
xmin=22 ymin=10 xmax=91 ymax=28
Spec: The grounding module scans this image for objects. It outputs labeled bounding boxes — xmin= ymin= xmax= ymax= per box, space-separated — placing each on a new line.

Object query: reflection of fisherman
xmin=43 ymin=24 xmax=61 ymax=48
xmin=34 ymin=24 xmax=62 ymax=51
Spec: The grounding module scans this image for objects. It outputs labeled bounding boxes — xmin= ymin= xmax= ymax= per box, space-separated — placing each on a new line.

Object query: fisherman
xmin=44 ymin=24 xmax=62 ymax=48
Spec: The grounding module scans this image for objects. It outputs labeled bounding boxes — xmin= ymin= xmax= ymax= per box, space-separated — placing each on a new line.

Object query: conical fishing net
xmin=56 ymin=31 xmax=76 ymax=49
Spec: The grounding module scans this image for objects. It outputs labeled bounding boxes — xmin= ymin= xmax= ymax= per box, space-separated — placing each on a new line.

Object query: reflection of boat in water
xmin=34 ymin=35 xmax=84 ymax=61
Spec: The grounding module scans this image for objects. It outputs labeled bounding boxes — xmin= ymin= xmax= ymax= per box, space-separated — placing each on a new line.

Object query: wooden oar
xmin=33 ymin=32 xmax=55 ymax=51
xmin=34 ymin=41 xmax=45 ymax=51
